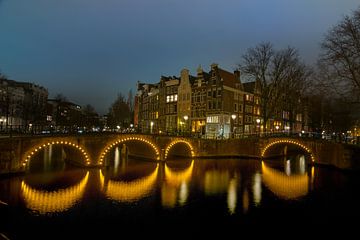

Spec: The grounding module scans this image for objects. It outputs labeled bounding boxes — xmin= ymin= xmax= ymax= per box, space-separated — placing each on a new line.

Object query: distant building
xmin=47 ymin=99 xmax=82 ymax=131
xmin=0 ymin=78 xmax=48 ymax=130
xmin=135 ymin=63 xmax=308 ymax=138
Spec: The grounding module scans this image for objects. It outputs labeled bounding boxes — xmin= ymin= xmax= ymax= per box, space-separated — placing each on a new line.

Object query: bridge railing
xmin=0 ymin=125 xmax=358 ymax=145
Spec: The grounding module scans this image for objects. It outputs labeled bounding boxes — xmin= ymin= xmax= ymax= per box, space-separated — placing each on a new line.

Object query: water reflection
xmin=101 ymin=165 xmax=159 ymax=203
xmin=162 ymin=160 xmax=194 ymax=208
xmin=0 ymin=152 xmax=328 ymax=234
xmin=252 ymin=172 xmax=262 ymax=205
xmin=204 ymin=170 xmax=230 ymax=195
xmin=21 ymin=172 xmax=89 ymax=214
xmin=262 ymin=161 xmax=309 ymax=200
xmin=227 ymin=176 xmax=238 ymax=214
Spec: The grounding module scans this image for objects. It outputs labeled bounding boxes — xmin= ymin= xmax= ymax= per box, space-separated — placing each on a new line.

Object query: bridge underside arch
xmin=165 ymin=140 xmax=195 ymax=160
xmin=22 ymin=141 xmax=91 ymax=169
xmin=99 ymin=137 xmax=160 ymax=165
xmin=261 ymin=140 xmax=315 ymax=162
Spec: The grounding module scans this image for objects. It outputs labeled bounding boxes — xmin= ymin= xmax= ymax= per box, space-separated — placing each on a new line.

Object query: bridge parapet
xmin=0 ymin=134 xmax=359 ymax=175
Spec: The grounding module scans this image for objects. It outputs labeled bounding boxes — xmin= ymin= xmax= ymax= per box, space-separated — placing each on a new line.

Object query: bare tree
xmin=107 ymin=93 xmax=132 ymax=128
xmin=319 ymin=7 xmax=360 ymax=101
xmin=54 ymin=93 xmax=68 ymax=102
xmin=239 ymin=42 xmax=312 ymax=132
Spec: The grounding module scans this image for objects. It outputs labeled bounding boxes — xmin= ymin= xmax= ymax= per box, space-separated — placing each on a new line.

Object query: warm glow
xmin=22 ymin=141 xmax=91 ymax=167
xmin=262 ymin=162 xmax=309 ymax=199
xmin=99 ymin=137 xmax=160 ymax=164
xmin=164 ymin=139 xmax=195 ymax=159
xmin=227 ymin=177 xmax=237 ymax=215
xmin=102 ymin=165 xmax=159 ymax=202
xmin=164 ymin=160 xmax=194 ymax=186
xmin=261 ymin=139 xmax=315 ymax=162
xmin=21 ymin=172 xmax=89 ymax=214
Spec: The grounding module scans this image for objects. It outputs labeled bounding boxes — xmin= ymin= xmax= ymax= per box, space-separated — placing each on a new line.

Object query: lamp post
xmin=275 ymin=125 xmax=279 ymax=134
xmin=183 ymin=115 xmax=188 ymax=136
xmin=256 ymin=118 xmax=261 ymax=137
xmin=231 ymin=114 xmax=236 ymax=138
xmin=150 ymin=121 xmax=154 ymax=134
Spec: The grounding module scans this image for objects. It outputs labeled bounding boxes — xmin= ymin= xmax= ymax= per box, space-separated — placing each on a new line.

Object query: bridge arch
xmin=98 ymin=136 xmax=160 ymax=165
xmin=164 ymin=139 xmax=195 ymax=160
xmin=261 ymin=139 xmax=315 ymax=162
xmin=22 ymin=141 xmax=91 ymax=168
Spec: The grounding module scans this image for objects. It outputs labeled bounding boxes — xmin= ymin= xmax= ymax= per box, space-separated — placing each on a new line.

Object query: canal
xmin=0 ymin=146 xmax=360 ymax=238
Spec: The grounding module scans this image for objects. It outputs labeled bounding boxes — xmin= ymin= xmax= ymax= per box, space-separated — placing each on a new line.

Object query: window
xmin=207 ymin=116 xmax=219 ymax=123
xmin=234 ymin=103 xmax=238 ymax=112
xmin=282 ymin=111 xmax=290 ymax=120
xmin=166 ymin=96 xmax=170 ymax=103
xmin=245 ymin=105 xmax=252 ymax=113
xmin=296 ymin=113 xmax=302 ymax=122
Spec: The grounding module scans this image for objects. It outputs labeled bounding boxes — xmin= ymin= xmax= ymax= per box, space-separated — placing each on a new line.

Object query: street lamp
xmin=183 ymin=115 xmax=188 ymax=136
xmin=256 ymin=118 xmax=260 ymax=136
xmin=150 ymin=121 xmax=154 ymax=134
xmin=231 ymin=114 xmax=236 ymax=138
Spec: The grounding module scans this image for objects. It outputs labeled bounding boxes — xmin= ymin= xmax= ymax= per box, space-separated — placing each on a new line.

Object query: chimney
xmin=234 ymin=70 xmax=241 ymax=79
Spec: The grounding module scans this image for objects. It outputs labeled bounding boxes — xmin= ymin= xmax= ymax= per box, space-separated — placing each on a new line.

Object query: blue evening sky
xmin=0 ymin=0 xmax=359 ymax=114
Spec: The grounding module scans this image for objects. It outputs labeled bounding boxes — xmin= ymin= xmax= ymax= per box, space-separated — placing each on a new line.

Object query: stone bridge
xmin=0 ymin=134 xmax=359 ymax=174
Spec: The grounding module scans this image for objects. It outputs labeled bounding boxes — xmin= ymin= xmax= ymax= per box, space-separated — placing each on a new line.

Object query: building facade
xmin=135 ymin=63 xmax=307 ymax=138
xmin=0 ymin=79 xmax=48 ymax=131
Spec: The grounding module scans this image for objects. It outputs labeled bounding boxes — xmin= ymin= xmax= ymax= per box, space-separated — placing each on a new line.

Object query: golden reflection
xmin=164 ymin=160 xmax=194 ymax=186
xmin=162 ymin=160 xmax=194 ymax=208
xmin=102 ymin=165 xmax=159 ymax=202
xmin=242 ymin=188 xmax=249 ymax=214
xmin=227 ymin=177 xmax=237 ymax=215
xmin=252 ymin=172 xmax=262 ymax=205
xmin=262 ymin=162 xmax=309 ymax=200
xmin=21 ymin=172 xmax=89 ymax=214
xmin=204 ymin=170 xmax=229 ymax=195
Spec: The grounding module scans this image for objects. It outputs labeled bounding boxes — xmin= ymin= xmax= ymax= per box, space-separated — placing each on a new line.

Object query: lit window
xmin=166 ymin=96 xmax=170 ymax=103
xmin=174 ymin=94 xmax=178 ymax=101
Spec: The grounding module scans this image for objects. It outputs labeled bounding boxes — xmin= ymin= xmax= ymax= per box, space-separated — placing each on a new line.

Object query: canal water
xmin=0 ymin=148 xmax=360 ymax=238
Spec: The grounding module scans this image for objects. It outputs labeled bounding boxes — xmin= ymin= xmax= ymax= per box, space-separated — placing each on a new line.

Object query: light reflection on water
xmin=0 ymin=154 xmax=312 ymax=215
xmin=0 ymin=151 xmax=359 ymax=237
